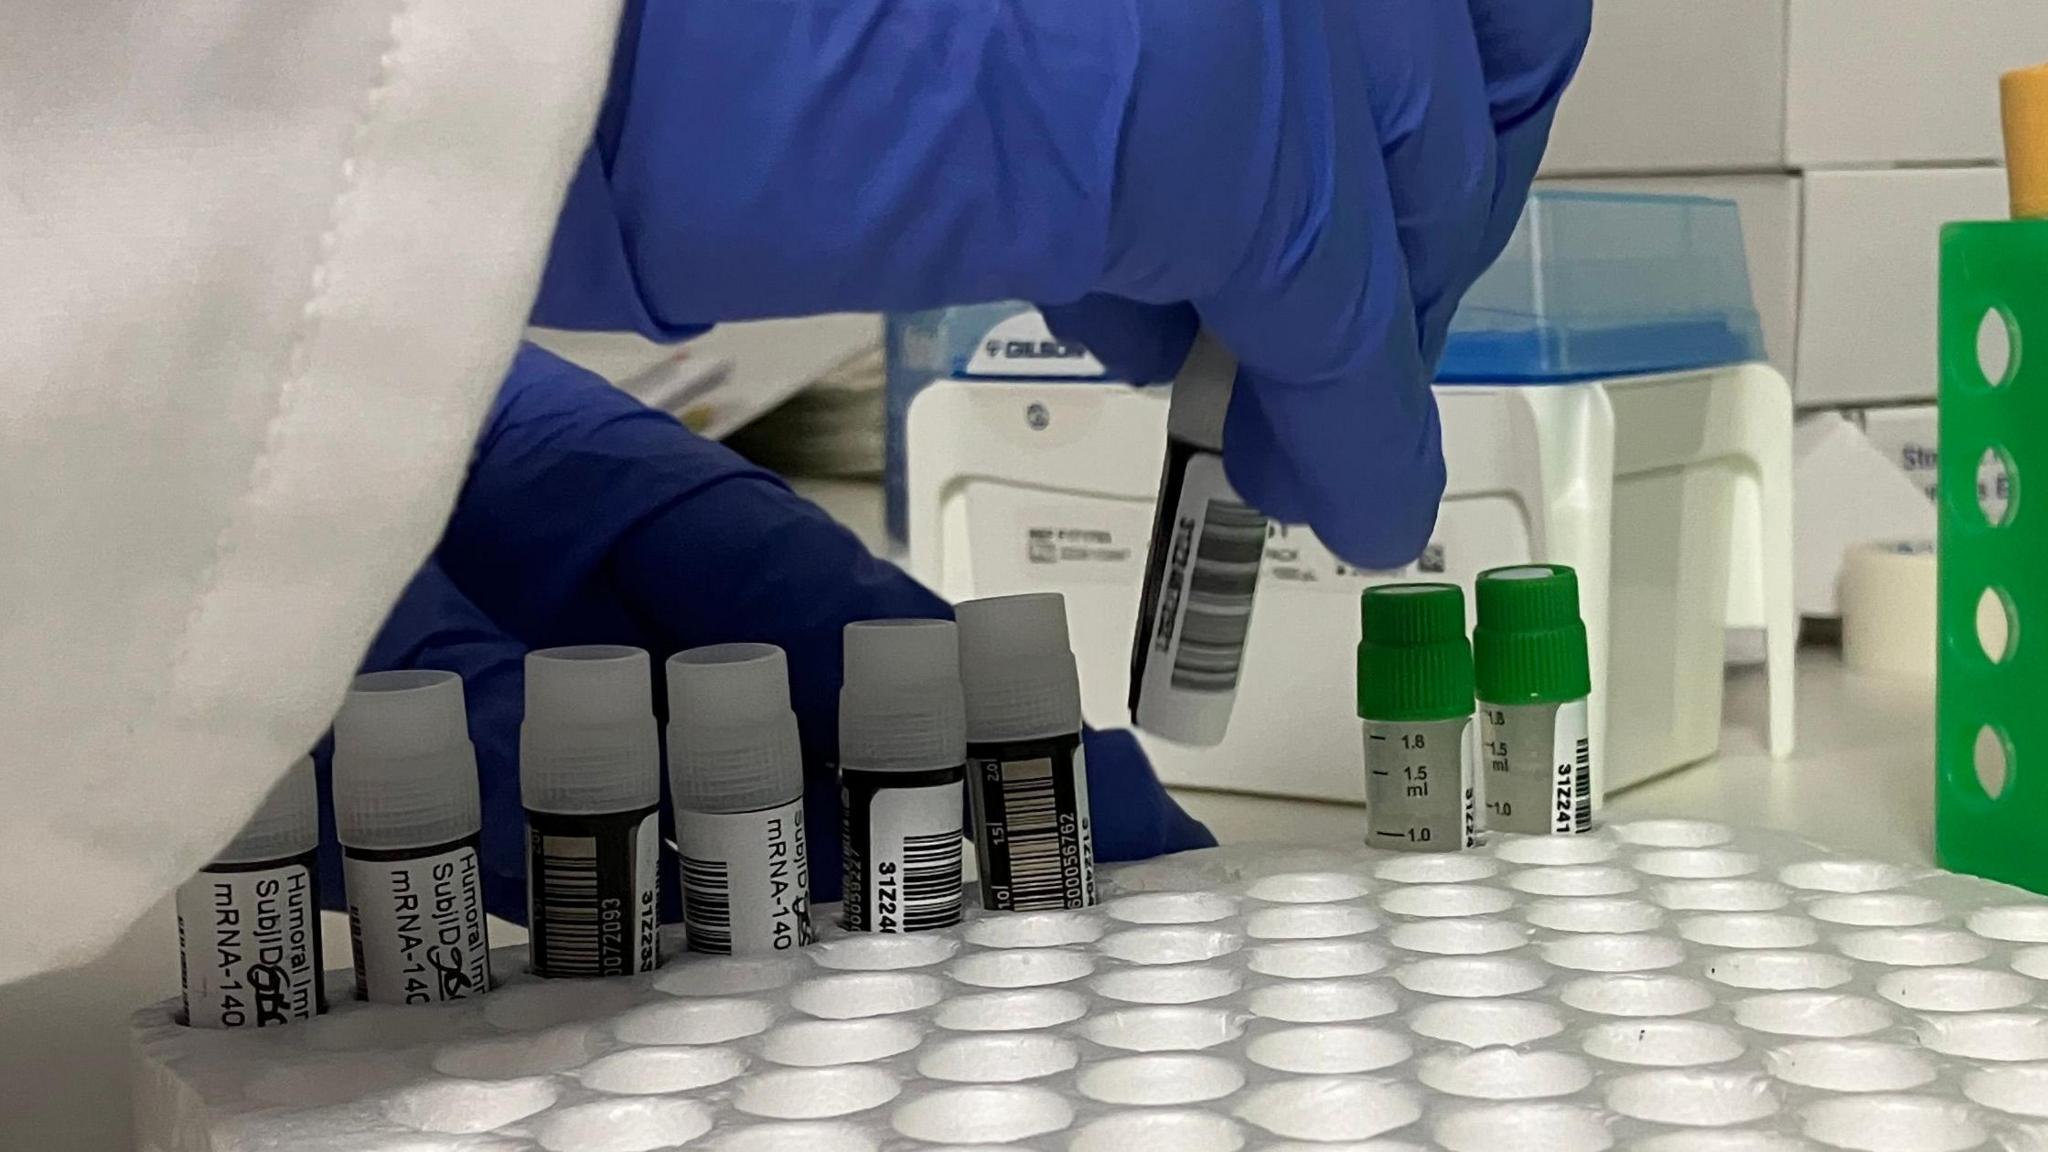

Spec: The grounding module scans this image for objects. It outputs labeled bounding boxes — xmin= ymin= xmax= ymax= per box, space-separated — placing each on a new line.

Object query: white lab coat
xmin=0 ymin=2 xmax=623 ymax=983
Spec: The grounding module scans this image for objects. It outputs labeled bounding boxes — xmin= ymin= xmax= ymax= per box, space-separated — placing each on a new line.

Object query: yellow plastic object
xmin=2005 ymin=63 xmax=2048 ymax=220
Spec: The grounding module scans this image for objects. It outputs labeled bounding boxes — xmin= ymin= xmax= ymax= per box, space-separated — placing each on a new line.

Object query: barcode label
xmin=901 ymin=831 xmax=965 ymax=931
xmin=842 ymin=774 xmax=964 ymax=934
xmin=347 ymin=839 xmax=490 ymax=1004
xmin=681 ymin=856 xmax=734 ymax=955
xmin=526 ymin=810 xmax=660 ymax=979
xmin=1171 ymin=500 xmax=1266 ymax=692
xmin=678 ymin=802 xmax=814 ymax=955
xmin=1573 ymin=737 xmax=1593 ymax=834
xmin=969 ymin=739 xmax=1095 ymax=911
xmin=1546 ymin=698 xmax=1593 ymax=837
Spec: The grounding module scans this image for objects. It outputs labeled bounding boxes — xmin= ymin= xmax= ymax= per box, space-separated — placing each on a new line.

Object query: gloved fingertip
xmin=1038 ymin=296 xmax=1199 ymax=385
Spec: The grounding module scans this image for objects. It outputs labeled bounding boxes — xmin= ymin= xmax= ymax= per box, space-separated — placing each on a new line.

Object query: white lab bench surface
xmin=0 ymin=477 xmax=1941 ymax=1152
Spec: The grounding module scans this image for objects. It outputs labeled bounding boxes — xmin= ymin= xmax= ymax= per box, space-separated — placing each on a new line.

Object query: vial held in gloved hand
xmin=1475 ymin=566 xmax=1594 ymax=835
xmin=1358 ymin=584 xmax=1477 ymax=853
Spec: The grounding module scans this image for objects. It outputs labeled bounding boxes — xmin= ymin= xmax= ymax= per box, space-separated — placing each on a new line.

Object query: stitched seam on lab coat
xmin=164 ymin=1 xmax=417 ymax=687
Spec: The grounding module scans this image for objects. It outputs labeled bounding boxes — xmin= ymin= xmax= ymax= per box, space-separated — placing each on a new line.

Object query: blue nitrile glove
xmin=321 ymin=345 xmax=1213 ymax=921
xmin=534 ymin=0 xmax=1589 ymax=569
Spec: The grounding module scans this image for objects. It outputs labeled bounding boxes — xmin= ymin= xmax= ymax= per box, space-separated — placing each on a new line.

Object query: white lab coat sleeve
xmin=0 ymin=1 xmax=623 ymax=983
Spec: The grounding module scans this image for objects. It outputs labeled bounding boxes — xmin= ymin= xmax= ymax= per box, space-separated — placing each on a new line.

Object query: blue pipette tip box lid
xmin=1437 ymin=190 xmax=1767 ymax=384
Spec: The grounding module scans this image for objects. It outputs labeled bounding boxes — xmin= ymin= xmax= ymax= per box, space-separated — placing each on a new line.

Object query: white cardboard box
xmin=1543 ymin=0 xmax=2045 ymax=175
xmin=1794 ymin=167 xmax=2010 ymax=408
xmin=1543 ymin=174 xmax=1801 ymax=380
xmin=1856 ymin=404 xmax=1941 ymax=503
xmin=1794 ymin=411 xmax=1936 ymax=618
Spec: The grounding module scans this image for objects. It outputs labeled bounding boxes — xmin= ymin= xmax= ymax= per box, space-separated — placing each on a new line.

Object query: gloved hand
xmin=315 ymin=345 xmax=1215 ymax=922
xmin=535 ymin=0 xmax=1590 ymax=568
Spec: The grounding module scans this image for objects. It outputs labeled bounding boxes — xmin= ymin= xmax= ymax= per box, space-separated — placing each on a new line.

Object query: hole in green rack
xmin=1977 ymin=588 xmax=2017 ymax=665
xmin=1978 ymin=307 xmax=2019 ymax=388
xmin=1978 ymin=447 xmax=2015 ymax=527
xmin=1974 ymin=726 xmax=2011 ymax=801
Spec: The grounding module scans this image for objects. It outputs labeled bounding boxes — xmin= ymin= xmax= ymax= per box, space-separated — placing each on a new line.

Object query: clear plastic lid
xmin=668 ymin=644 xmax=805 ymax=814
xmin=957 ymin=594 xmax=1082 ymax=744
xmin=332 ymin=670 xmax=481 ymax=851
xmin=212 ymin=755 xmax=319 ymax=866
xmin=521 ymin=646 xmax=661 ymax=816
xmin=1438 ymin=190 xmax=1767 ymax=383
xmin=839 ymin=619 xmax=966 ymax=773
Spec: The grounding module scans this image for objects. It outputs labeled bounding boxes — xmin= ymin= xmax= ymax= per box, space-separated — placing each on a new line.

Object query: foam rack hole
xmin=1496 ymin=836 xmax=1618 ymax=866
xmin=1765 ymin=1042 xmax=1937 ymax=1094
xmin=1525 ymin=898 xmax=1664 ymax=934
xmin=1080 ymin=1006 xmax=1244 ymax=1052
xmin=711 ymin=1122 xmax=879 ymax=1152
xmin=933 ymin=989 xmax=1088 ymax=1033
xmin=810 ymin=934 xmax=958 ymax=971
xmin=1973 ymin=725 xmax=2012 ymax=801
xmin=1581 ymin=1019 xmax=1746 ymax=1067
xmin=1419 ymin=1049 xmax=1595 ymax=1100
xmin=1835 ymin=930 xmax=1990 ymax=968
xmin=916 ymin=1034 xmax=1079 ymax=1082
xmin=1091 ymin=964 xmax=1241 ymax=1005
xmin=1614 ymin=821 xmax=1738 ymax=849
xmin=1800 ymin=1095 xmax=1987 ymax=1152
xmin=1913 ymin=1012 xmax=2048 ymax=1061
xmin=1732 ymin=994 xmax=1893 ymax=1039
xmin=1778 ymin=860 xmax=1910 ymax=895
xmin=578 ymin=1046 xmax=748 ymax=1094
xmin=1408 ymin=999 xmax=1566 ymax=1047
xmin=1875 ymin=967 xmax=2033 ymax=1012
xmin=1249 ymin=979 xmax=1402 ymax=1023
xmin=1097 ymin=927 xmax=1244 ymax=965
xmin=1248 ymin=939 xmax=1389 ymax=979
xmin=733 ymin=1066 xmax=902 ymax=1120
xmin=1507 ymin=866 xmax=1639 ymax=897
xmin=1539 ymin=933 xmax=1687 ymax=973
xmin=1630 ymin=1131 xmax=1810 ymax=1152
xmin=788 ymin=974 xmax=945 ymax=1019
xmin=1104 ymin=892 xmax=1238 ymax=925
xmin=434 ymin=1025 xmax=600 ymax=1079
xmin=1233 ymin=1077 xmax=1423 ymax=1142
xmin=1246 ymin=1024 xmax=1412 ymax=1075
xmin=1067 ymin=1110 xmax=1247 ymax=1152
xmin=889 ymin=1086 xmax=1075 ymax=1144
xmin=1245 ymin=871 xmax=1372 ymax=903
xmin=1652 ymin=881 xmax=1792 ymax=913
xmin=1379 ymin=883 xmax=1516 ymax=918
xmin=948 ymin=948 xmax=1094 ymax=989
xmin=1433 ymin=1103 xmax=1613 ymax=1152
xmin=1076 ymin=1054 xmax=1246 ymax=1105
xmin=1679 ymin=915 xmax=1820 ymax=951
xmin=610 ymin=998 xmax=776 ymax=1045
xmin=1703 ymin=951 xmax=1856 ymax=991
xmin=1374 ymin=855 xmax=1500 ymax=884
xmin=1969 ymin=903 xmax=2048 ymax=943
xmin=653 ymin=955 xmax=805 ymax=997
xmin=1963 ymin=1064 xmax=2048 ymax=1118
xmin=382 ymin=1076 xmax=559 ymax=1135
xmin=1633 ymin=851 xmax=1761 ymax=880
xmin=1244 ymin=903 xmax=1380 ymax=940
xmin=756 ymin=1018 xmax=922 ymax=1066
xmin=962 ymin=912 xmax=1105 ymax=949
xmin=2011 ymin=947 xmax=2048 ymax=980
xmin=1810 ymin=895 xmax=1944 ymax=928
xmin=535 ymin=1098 xmax=716 ymax=1152
xmin=1394 ymin=956 xmax=1547 ymax=998
xmin=1559 ymin=974 xmax=1716 ymax=1018
xmin=1607 ymin=1070 xmax=1781 ymax=1127
xmin=1390 ymin=918 xmax=1527 ymax=956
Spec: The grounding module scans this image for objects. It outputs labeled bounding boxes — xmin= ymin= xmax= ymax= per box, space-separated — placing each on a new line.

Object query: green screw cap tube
xmin=1474 ymin=565 xmax=1592 ymax=703
xmin=1474 ymin=566 xmax=1595 ymax=836
xmin=1357 ymin=584 xmax=1474 ymax=721
xmin=1358 ymin=584 xmax=1476 ymax=852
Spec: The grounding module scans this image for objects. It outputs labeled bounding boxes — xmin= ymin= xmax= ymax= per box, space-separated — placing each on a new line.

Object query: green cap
xmin=1473 ymin=565 xmax=1592 ymax=704
xmin=1356 ymin=584 xmax=1474 ymax=722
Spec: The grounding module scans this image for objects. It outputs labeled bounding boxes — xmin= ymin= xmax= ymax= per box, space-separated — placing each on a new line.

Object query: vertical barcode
xmin=1573 ymin=737 xmax=1593 ymax=833
xmin=901 ymin=832 xmax=964 ymax=931
xmin=536 ymin=844 xmax=603 ymax=977
xmin=1171 ymin=500 xmax=1266 ymax=692
xmin=997 ymin=765 xmax=1069 ymax=910
xmin=348 ymin=906 xmax=366 ymax=999
xmin=682 ymin=856 xmax=734 ymax=955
